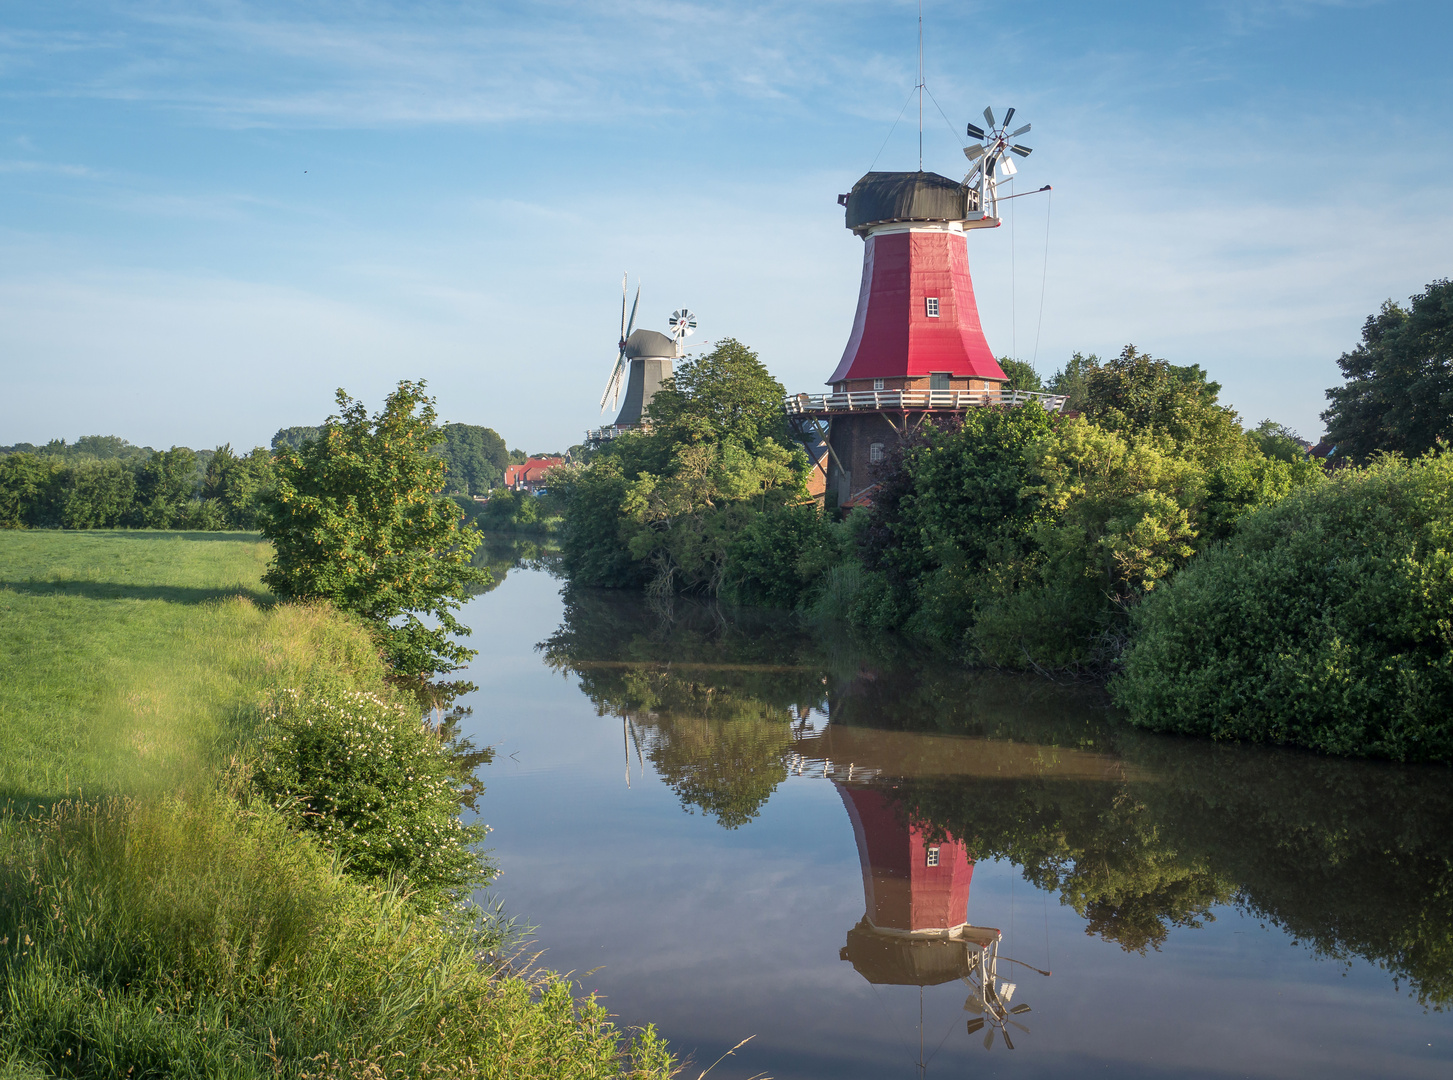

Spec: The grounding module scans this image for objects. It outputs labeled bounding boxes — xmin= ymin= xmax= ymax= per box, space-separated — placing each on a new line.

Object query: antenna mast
xmin=917 ymin=0 xmax=923 ymax=170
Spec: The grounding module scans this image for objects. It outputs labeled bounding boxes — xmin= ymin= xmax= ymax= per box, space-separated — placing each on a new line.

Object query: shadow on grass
xmin=63 ymin=530 xmax=265 ymax=543
xmin=0 ymin=580 xmax=274 ymax=604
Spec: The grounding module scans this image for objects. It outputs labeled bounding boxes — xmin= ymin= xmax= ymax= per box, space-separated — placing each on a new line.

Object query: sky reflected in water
xmin=457 ymin=560 xmax=1453 ymax=1079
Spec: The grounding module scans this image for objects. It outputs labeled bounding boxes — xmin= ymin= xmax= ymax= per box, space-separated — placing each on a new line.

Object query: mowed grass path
xmin=0 ymin=531 xmax=382 ymax=806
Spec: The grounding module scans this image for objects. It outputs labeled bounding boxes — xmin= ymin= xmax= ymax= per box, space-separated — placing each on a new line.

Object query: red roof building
xmin=502 ymin=456 xmax=562 ymax=492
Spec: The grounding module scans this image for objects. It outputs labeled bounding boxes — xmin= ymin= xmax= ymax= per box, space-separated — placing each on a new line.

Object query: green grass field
xmin=0 ymin=531 xmax=673 ymax=1079
xmin=0 ymin=531 xmax=380 ymax=806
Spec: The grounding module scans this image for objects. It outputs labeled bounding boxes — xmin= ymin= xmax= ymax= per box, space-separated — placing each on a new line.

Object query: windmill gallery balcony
xmin=784 ymin=387 xmax=1068 ymax=416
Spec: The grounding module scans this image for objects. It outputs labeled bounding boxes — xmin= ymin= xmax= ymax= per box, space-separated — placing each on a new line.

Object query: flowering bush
xmin=253 ymin=687 xmax=493 ymax=910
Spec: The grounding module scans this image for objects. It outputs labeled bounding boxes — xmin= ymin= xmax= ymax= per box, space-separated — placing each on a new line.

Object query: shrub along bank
xmin=554 ymin=335 xmax=1453 ymax=760
xmin=1113 ymin=451 xmax=1453 ymax=761
xmin=0 ymin=531 xmax=675 ymax=1079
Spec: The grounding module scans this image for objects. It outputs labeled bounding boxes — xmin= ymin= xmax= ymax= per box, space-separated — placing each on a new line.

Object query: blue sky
xmin=2 ymin=0 xmax=1450 ymax=451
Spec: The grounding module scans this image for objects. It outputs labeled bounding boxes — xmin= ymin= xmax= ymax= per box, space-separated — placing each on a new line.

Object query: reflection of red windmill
xmin=835 ymin=783 xmax=1038 ymax=1053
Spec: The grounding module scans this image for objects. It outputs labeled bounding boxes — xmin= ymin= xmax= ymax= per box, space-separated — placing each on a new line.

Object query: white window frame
xmin=925 ymin=297 xmax=940 ymax=318
xmin=869 ymin=443 xmax=884 ymax=463
xmin=926 ymin=845 xmax=940 ymax=867
xmin=873 ymin=378 xmax=885 ymax=391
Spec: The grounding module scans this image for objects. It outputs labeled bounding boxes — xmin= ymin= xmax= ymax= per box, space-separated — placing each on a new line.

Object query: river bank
xmin=0 ymin=531 xmax=673 ymax=1079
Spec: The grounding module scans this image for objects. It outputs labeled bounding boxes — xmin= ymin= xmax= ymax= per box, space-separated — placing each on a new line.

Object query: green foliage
xmin=435 ymin=422 xmax=511 ymax=495
xmin=0 ymin=435 xmax=155 ymax=462
xmin=1080 ymin=345 xmax=1243 ymax=462
xmin=1322 ymin=280 xmax=1453 ymax=462
xmin=557 ymin=339 xmax=811 ymax=595
xmin=1246 ymin=419 xmax=1308 ymax=463
xmin=997 ymin=357 xmax=1043 ymax=393
xmin=464 ymin=486 xmax=561 ymax=535
xmin=0 ymin=455 xmax=59 ymax=529
xmin=1047 ymin=351 xmax=1097 ymax=412
xmin=723 ymin=502 xmax=844 ymax=607
xmin=270 ymin=425 xmax=327 ymax=452
xmin=0 ymin=440 xmax=271 ymax=531
xmin=857 ymin=376 xmax=1321 ymax=669
xmin=252 ymin=687 xmax=493 ymax=911
xmin=201 ymin=444 xmax=274 ymax=529
xmin=1114 ymin=451 xmax=1453 ymax=760
xmin=261 ymin=382 xmax=490 ymax=679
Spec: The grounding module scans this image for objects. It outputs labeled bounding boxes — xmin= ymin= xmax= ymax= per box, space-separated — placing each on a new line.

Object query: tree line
xmin=554 ymin=278 xmax=1453 ymax=761
xmin=0 ymin=422 xmax=527 ymax=530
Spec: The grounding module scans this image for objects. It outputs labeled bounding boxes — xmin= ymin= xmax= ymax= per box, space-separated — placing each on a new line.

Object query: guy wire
xmin=1032 ymin=188 xmax=1053 ymax=369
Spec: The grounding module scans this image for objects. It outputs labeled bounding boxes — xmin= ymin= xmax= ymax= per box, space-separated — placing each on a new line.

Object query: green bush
xmin=1114 ymin=451 xmax=1453 ymax=760
xmin=252 ymin=687 xmax=493 ymax=912
xmin=722 ymin=502 xmax=842 ymax=607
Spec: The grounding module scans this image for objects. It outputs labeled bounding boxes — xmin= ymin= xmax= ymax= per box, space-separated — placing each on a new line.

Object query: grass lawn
xmin=0 ymin=530 xmax=381 ymax=807
xmin=0 ymin=530 xmax=674 ymax=1079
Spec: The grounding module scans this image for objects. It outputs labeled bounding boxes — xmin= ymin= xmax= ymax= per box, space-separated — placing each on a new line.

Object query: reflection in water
xmin=837 ymin=782 xmax=1033 ymax=1054
xmin=540 ymin=585 xmax=1453 ymax=1020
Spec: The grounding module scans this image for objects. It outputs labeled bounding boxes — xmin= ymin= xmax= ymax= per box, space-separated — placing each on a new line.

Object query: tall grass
xmin=0 ymin=532 xmax=677 ymax=1078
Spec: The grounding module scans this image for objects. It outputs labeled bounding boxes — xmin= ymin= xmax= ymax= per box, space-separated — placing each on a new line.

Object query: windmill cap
xmin=624 ymin=328 xmax=678 ymax=359
xmin=844 ymin=170 xmax=974 ymax=232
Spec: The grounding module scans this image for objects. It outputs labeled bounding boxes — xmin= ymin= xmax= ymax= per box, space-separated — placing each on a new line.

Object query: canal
xmin=456 ymin=552 xmax=1453 ymax=1078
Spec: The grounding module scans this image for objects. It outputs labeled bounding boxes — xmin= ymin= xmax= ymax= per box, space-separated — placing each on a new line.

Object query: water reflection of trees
xmin=539 ymin=589 xmax=825 ymax=827
xmin=540 ymin=588 xmax=1453 ymax=1005
xmin=469 ymin=534 xmax=558 ymax=596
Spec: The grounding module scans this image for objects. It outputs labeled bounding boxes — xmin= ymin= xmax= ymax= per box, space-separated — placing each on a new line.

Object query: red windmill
xmin=786 ymin=108 xmax=1062 ymax=508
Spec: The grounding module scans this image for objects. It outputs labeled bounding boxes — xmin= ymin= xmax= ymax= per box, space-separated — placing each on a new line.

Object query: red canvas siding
xmin=828 ymin=229 xmax=1006 ymax=385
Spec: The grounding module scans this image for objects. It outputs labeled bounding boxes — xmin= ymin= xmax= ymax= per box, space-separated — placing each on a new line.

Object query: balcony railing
xmin=784 ymin=388 xmax=1068 ymax=414
xmin=585 ymin=425 xmax=635 ymax=442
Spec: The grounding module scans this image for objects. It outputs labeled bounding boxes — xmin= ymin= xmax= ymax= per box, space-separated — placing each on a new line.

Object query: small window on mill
xmin=925 ymin=297 xmax=940 ymax=317
xmin=926 ymin=846 xmax=940 ymax=867
xmin=870 ymin=443 xmax=884 ymax=463
xmin=873 ymin=378 xmax=885 ymax=391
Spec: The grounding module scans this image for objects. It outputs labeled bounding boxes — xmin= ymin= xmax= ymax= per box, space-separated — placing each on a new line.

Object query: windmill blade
xmin=1002 ymin=1028 xmax=1016 ymax=1050
xmin=983 ymin=1026 xmax=996 ymax=1051
xmin=625 ymin=285 xmax=641 ymax=340
xmin=965 ymin=1018 xmax=986 ymax=1035
xmin=1007 ymin=1020 xmax=1030 ymax=1035
xmin=599 ymin=351 xmax=627 ymax=412
xmin=998 ymin=981 xmax=1017 ymax=1004
xmin=998 ymin=155 xmax=1018 ymax=177
xmin=1010 ymin=1004 xmax=1032 ymax=1015
xmin=965 ymin=121 xmax=985 ymax=140
xmin=963 ymin=143 xmax=985 ymax=161
xmin=619 ymin=273 xmax=628 ymax=342
xmin=1010 ymin=123 xmax=1031 ymax=138
xmin=983 ymin=106 xmax=995 ymax=129
xmin=1003 ymin=106 xmax=1016 ymax=127
xmin=1010 ymin=144 xmax=1033 ymax=157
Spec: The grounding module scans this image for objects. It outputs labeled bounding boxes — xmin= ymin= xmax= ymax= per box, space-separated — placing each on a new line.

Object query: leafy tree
xmin=59 ymin=459 xmax=140 ymax=529
xmin=1322 ymin=280 xmax=1453 ymax=462
xmin=132 ymin=447 xmax=199 ymax=528
xmin=997 ymin=357 xmax=1043 ymax=393
xmin=1047 ymin=351 xmax=1097 ymax=412
xmin=557 ymin=339 xmax=809 ymax=594
xmin=260 ymin=382 xmax=489 ymax=680
xmin=1081 ymin=345 xmax=1243 ymax=463
xmin=0 ymin=454 xmax=57 ymax=528
xmin=645 ymin=337 xmax=795 ymax=452
xmin=203 ymin=444 xmax=275 ymax=528
xmin=434 ymin=423 xmax=509 ymax=495
xmin=1246 ymin=420 xmax=1308 ymax=463
xmin=271 ymin=425 xmax=327 ymax=452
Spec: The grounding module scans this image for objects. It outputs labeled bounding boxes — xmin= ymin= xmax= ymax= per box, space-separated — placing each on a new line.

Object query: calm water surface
xmin=456 ymin=555 xmax=1453 ymax=1079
